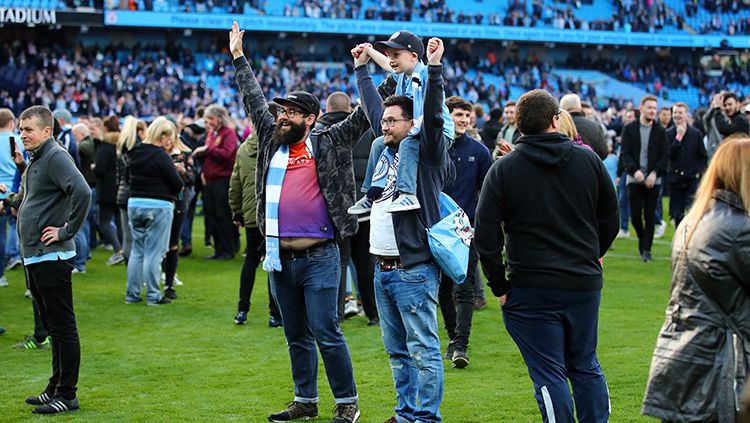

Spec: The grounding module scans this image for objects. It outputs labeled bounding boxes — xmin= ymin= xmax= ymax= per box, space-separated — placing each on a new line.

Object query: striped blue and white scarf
xmin=263 ymin=137 xmax=314 ymax=272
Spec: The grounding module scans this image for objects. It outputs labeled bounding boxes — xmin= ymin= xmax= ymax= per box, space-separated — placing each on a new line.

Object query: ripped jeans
xmin=375 ymin=262 xmax=443 ymax=423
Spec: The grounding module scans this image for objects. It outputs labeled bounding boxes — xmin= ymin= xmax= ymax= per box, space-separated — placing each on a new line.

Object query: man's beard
xmin=272 ymin=120 xmax=308 ymax=146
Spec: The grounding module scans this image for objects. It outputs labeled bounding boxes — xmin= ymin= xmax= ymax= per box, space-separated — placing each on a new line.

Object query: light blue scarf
xmin=263 ymin=137 xmax=314 ymax=272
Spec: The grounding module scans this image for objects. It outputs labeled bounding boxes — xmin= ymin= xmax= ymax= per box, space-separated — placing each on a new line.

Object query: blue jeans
xmin=362 ymin=134 xmax=420 ymax=195
xmin=180 ymin=188 xmax=196 ymax=247
xmin=87 ymin=188 xmax=99 ymax=249
xmin=269 ymin=243 xmax=357 ymax=404
xmin=0 ymin=214 xmax=7 ymax=277
xmin=126 ymin=206 xmax=173 ymax=304
xmin=502 ymin=287 xmax=609 ymax=423
xmin=655 ymin=183 xmax=664 ymax=223
xmin=618 ymin=171 xmax=630 ymax=231
xmin=73 ymin=221 xmax=90 ymax=271
xmin=5 ymin=215 xmax=19 ymax=260
xmin=375 ymin=262 xmax=443 ymax=423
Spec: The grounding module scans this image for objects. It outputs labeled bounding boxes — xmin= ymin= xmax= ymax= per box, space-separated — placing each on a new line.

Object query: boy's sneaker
xmin=32 ymin=396 xmax=79 ymax=414
xmin=25 ymin=391 xmax=53 ymax=406
xmin=106 ymin=253 xmax=125 ymax=266
xmin=5 ymin=257 xmax=22 ymax=271
xmin=268 ymin=401 xmax=318 ymax=422
xmin=234 ymin=311 xmax=248 ymax=325
xmin=385 ymin=193 xmax=420 ymax=213
xmin=0 ymin=276 xmax=8 ymax=287
xmin=14 ymin=335 xmax=50 ymax=350
xmin=616 ymin=229 xmax=630 ymax=238
xmin=164 ymin=288 xmax=177 ymax=300
xmin=332 ymin=401 xmax=360 ymax=423
xmin=147 ymin=297 xmax=172 ymax=306
xmin=452 ymin=347 xmax=470 ymax=369
xmin=344 ymin=300 xmax=360 ymax=319
xmin=347 ymin=197 xmax=373 ymax=215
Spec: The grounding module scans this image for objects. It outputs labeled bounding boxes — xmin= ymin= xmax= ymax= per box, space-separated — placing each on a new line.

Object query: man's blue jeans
xmin=502 ymin=287 xmax=610 ymax=423
xmin=618 ymin=171 xmax=630 ymax=231
xmin=126 ymin=205 xmax=173 ymax=304
xmin=73 ymin=221 xmax=90 ymax=271
xmin=375 ymin=262 xmax=443 ymax=423
xmin=269 ymin=243 xmax=358 ymax=405
xmin=362 ymin=135 xmax=419 ymax=195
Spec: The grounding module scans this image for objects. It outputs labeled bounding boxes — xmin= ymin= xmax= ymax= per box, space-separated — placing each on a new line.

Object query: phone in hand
xmin=9 ymin=136 xmax=16 ymax=157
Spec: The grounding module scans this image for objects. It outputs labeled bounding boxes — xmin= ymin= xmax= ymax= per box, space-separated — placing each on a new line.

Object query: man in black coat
xmin=560 ymin=93 xmax=608 ymax=160
xmin=315 ymin=92 xmax=379 ymax=327
xmin=620 ymin=95 xmax=669 ymax=262
xmin=666 ymin=102 xmax=707 ymax=228
xmin=479 ymin=107 xmax=503 ymax=151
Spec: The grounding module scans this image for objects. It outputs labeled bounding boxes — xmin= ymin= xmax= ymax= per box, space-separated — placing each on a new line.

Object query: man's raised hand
xmin=229 ymin=21 xmax=245 ymax=60
xmin=426 ymin=37 xmax=444 ymax=65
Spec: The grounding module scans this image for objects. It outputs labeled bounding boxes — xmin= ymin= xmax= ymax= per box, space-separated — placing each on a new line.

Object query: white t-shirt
xmin=369 ymin=151 xmax=400 ymax=256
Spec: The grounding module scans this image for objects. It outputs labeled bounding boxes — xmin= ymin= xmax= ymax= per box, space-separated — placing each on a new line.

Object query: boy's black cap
xmin=271 ymin=91 xmax=320 ymax=117
xmin=374 ymin=30 xmax=424 ymax=58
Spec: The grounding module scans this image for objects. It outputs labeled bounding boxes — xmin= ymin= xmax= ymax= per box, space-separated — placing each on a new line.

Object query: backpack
xmin=427 ymin=192 xmax=474 ymax=283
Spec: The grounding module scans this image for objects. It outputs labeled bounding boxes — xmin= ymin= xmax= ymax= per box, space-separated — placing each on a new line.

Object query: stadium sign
xmin=0 ymin=8 xmax=56 ymax=25
xmin=104 ymin=11 xmax=750 ymax=49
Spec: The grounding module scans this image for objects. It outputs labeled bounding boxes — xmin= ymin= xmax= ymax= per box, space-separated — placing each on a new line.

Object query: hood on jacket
xmin=514 ymin=132 xmax=575 ymax=168
xmin=316 ymin=111 xmax=350 ymax=129
xmin=127 ymin=143 xmax=166 ymax=167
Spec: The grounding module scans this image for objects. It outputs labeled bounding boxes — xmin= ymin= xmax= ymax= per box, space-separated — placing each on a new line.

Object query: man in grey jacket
xmin=7 ymin=106 xmax=90 ymax=415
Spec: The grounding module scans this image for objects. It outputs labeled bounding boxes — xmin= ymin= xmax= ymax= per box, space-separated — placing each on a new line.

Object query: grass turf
xmin=0 ymin=218 xmax=673 ymax=422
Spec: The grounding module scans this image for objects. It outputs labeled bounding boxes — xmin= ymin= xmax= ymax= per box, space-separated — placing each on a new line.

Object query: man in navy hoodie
xmin=475 ymin=89 xmax=618 ymax=423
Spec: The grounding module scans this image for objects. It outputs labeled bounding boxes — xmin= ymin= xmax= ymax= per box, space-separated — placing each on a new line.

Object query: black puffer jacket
xmin=643 ymin=190 xmax=750 ymax=423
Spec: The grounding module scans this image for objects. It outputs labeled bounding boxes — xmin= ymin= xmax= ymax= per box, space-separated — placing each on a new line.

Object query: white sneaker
xmin=0 ymin=276 xmax=8 ymax=287
xmin=72 ymin=268 xmax=85 ymax=274
xmin=347 ymin=197 xmax=373 ymax=215
xmin=385 ymin=193 xmax=421 ymax=213
xmin=5 ymin=257 xmax=22 ymax=271
xmin=616 ymin=229 xmax=630 ymax=238
xmin=174 ymin=274 xmax=183 ymax=286
xmin=344 ymin=299 xmax=360 ymax=319
xmin=654 ymin=220 xmax=667 ymax=239
xmin=24 ymin=289 xmax=32 ymax=299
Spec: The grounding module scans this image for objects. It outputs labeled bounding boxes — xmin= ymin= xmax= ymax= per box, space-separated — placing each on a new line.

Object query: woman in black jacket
xmin=643 ymin=136 xmax=750 ymax=422
xmin=115 ymin=116 xmax=146 ymax=261
xmin=96 ymin=116 xmax=125 ymax=266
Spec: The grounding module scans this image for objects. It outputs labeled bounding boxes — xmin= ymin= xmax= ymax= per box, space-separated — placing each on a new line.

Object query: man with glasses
xmin=351 ymin=37 xmax=453 ymax=423
xmin=475 ymin=89 xmax=618 ymax=423
xmin=230 ymin=22 xmax=369 ymax=423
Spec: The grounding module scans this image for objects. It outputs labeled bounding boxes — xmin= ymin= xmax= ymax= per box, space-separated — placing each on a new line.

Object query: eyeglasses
xmin=276 ymin=108 xmax=307 ymax=118
xmin=380 ymin=118 xmax=410 ymax=128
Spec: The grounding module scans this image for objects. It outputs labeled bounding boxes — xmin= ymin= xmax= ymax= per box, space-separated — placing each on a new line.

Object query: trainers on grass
xmin=25 ymin=391 xmax=53 ymax=406
xmin=13 ymin=335 xmax=50 ymax=350
xmin=32 ymin=396 xmax=79 ymax=414
xmin=332 ymin=401 xmax=360 ymax=423
xmin=268 ymin=401 xmax=318 ymax=422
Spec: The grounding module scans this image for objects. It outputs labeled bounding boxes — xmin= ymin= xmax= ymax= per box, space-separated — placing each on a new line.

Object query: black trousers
xmin=337 ymin=221 xmax=378 ymax=321
xmin=628 ymin=183 xmax=660 ymax=254
xmin=438 ymin=243 xmax=478 ymax=349
xmin=669 ymin=180 xmax=698 ymax=228
xmin=238 ymin=227 xmax=281 ymax=319
xmin=27 ymin=259 xmax=80 ymax=399
xmin=203 ymin=179 xmax=234 ymax=257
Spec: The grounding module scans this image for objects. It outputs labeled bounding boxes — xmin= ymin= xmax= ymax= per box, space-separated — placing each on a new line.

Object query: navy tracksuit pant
xmin=502 ymin=286 xmax=610 ymax=423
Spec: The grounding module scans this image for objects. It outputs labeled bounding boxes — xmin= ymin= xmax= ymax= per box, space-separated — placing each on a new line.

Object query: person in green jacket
xmin=229 ymin=132 xmax=282 ymax=327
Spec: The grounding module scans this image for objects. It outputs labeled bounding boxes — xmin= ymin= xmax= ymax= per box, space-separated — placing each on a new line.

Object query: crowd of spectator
xmin=4 ymin=40 xmax=750 ymax=124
